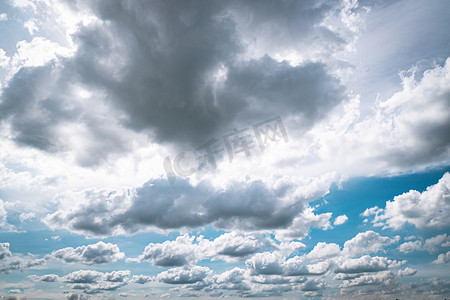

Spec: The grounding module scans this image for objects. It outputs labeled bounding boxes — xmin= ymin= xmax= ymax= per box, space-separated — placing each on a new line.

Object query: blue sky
xmin=0 ymin=0 xmax=449 ymax=299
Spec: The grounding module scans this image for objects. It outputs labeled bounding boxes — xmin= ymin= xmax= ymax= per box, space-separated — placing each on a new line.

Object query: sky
xmin=0 ymin=0 xmax=449 ymax=299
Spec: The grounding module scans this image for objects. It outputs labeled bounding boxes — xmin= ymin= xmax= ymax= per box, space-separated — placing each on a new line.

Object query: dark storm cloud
xmin=68 ymin=0 xmax=346 ymax=148
xmin=0 ymin=0 xmax=347 ymax=160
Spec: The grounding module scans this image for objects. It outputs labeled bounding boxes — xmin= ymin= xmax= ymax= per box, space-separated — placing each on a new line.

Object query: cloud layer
xmin=0 ymin=0 xmax=449 ymax=298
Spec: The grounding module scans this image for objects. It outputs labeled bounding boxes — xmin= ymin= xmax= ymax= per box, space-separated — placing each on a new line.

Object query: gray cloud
xmin=66 ymin=293 xmax=87 ymax=300
xmin=0 ymin=64 xmax=67 ymax=152
xmin=0 ymin=260 xmax=23 ymax=274
xmin=28 ymin=274 xmax=60 ymax=282
xmin=409 ymin=277 xmax=450 ymax=296
xmin=0 ymin=61 xmax=134 ymax=166
xmin=301 ymin=279 xmax=325 ymax=292
xmin=0 ymin=242 xmax=45 ymax=274
xmin=29 ymin=270 xmax=156 ymax=294
xmin=62 ymin=270 xmax=131 ymax=294
xmin=44 ymin=177 xmax=329 ymax=236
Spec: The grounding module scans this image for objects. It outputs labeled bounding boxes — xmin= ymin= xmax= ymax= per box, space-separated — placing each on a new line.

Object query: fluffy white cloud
xmin=104 ymin=271 xmax=130 ymax=282
xmin=62 ymin=269 xmax=130 ymax=294
xmin=423 ymin=234 xmax=449 ymax=253
xmin=365 ymin=172 xmax=450 ymax=229
xmin=48 ymin=241 xmax=125 ymax=265
xmin=19 ymin=212 xmax=35 ymax=221
xmin=397 ymin=234 xmax=449 ymax=254
xmin=342 ymin=231 xmax=397 ymax=257
xmin=283 ymin=257 xmax=330 ymax=276
xmin=339 ymin=270 xmax=395 ymax=287
xmin=335 ymin=256 xmax=400 ymax=274
xmin=140 ymin=235 xmax=198 ymax=267
xmin=207 ymin=232 xmax=265 ymax=260
xmin=130 ymin=275 xmax=154 ymax=284
xmin=397 ymin=267 xmax=417 ymax=277
xmin=213 ymin=267 xmax=250 ymax=291
xmin=157 ymin=266 xmax=212 ymax=284
xmin=0 ymin=243 xmax=12 ymax=260
xmin=0 ymin=49 xmax=9 ymax=68
xmin=0 ymin=200 xmax=17 ymax=232
xmin=274 ymin=207 xmax=333 ymax=241
xmin=333 ymin=214 xmax=348 ymax=226
xmin=306 ymin=242 xmax=341 ymax=261
xmin=297 ymin=57 xmax=450 ymax=181
xmin=137 ymin=232 xmax=269 ymax=267
xmin=275 ymin=241 xmax=306 ymax=256
xmin=245 ymin=252 xmax=284 ymax=276
xmin=245 ymin=251 xmax=329 ymax=277
xmin=432 ymin=251 xmax=450 ymax=264
xmin=10 ymin=37 xmax=73 ymax=70
xmin=398 ymin=240 xmax=423 ymax=253
xmin=63 ymin=270 xmax=104 ymax=283
xmin=211 ymin=267 xmax=299 ymax=298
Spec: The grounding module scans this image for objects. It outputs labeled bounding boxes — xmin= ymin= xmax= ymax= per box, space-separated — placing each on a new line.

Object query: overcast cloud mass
xmin=0 ymin=0 xmax=449 ymax=298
